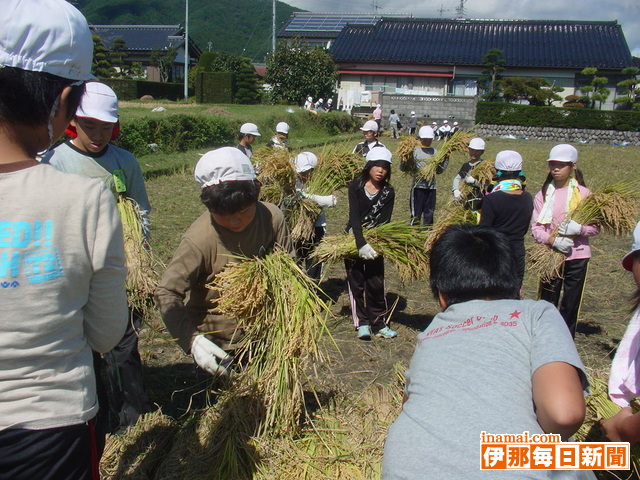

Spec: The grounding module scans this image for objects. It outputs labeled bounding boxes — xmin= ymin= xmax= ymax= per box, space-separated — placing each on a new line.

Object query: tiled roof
xmin=329 ymin=19 xmax=633 ymax=69
xmin=278 ymin=12 xmax=411 ymax=39
xmin=91 ymin=25 xmax=201 ymax=55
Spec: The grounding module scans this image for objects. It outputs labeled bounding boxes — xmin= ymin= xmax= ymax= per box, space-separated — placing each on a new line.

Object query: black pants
xmin=295 ymin=226 xmax=326 ymax=281
xmin=410 ymin=187 xmax=437 ymax=226
xmin=0 ymin=421 xmax=99 ymax=480
xmin=539 ymin=258 xmax=589 ymax=338
xmin=345 ymin=255 xmax=388 ymax=329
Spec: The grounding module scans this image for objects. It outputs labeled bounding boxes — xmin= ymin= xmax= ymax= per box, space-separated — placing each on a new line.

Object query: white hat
xmin=0 ymin=0 xmax=93 ymax=81
xmin=432 ymin=121 xmax=437 ymax=125
xmin=453 ymin=121 xmax=459 ymax=126
xmin=547 ymin=144 xmax=578 ymax=163
xmin=295 ymin=152 xmax=318 ymax=173
xmin=443 ymin=120 xmax=448 ymax=124
xmin=327 ymin=98 xmax=333 ymax=103
xmin=376 ymin=104 xmax=381 ymax=108
xmin=240 ymin=123 xmax=261 ymax=136
xmin=495 ymin=150 xmax=523 ymax=172
xmin=360 ymin=120 xmax=379 ymax=132
xmin=307 ymin=96 xmax=312 ymax=102
xmin=468 ymin=138 xmax=486 ymax=150
xmin=195 ymin=147 xmax=256 ymax=188
xmin=76 ymin=82 xmax=118 ymax=123
xmin=622 ymin=222 xmax=640 ymax=271
xmin=418 ymin=126 xmax=435 ymax=139
xmin=276 ymin=122 xmax=290 ymax=134
xmin=318 ymin=98 xmax=323 ymax=103
xmin=410 ymin=111 xmax=416 ymax=115
xmin=365 ymin=147 xmax=392 ymax=164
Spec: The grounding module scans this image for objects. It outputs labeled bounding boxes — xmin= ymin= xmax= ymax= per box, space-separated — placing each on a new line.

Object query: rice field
xmin=113 ymin=130 xmax=640 ymax=480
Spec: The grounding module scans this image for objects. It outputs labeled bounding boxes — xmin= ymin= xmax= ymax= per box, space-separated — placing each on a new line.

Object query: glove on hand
xmin=191 ymin=335 xmax=233 ymax=376
xmin=552 ymin=237 xmax=574 ymax=254
xmin=464 ymin=174 xmax=476 ymax=185
xmin=311 ymin=194 xmax=337 ymax=208
xmin=453 ymin=189 xmax=462 ymax=201
xmin=557 ymin=220 xmax=583 ymax=236
xmin=358 ymin=243 xmax=378 ymax=260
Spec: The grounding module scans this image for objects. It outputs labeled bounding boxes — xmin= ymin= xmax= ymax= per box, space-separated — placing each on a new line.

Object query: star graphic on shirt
xmin=509 ymin=310 xmax=521 ymax=319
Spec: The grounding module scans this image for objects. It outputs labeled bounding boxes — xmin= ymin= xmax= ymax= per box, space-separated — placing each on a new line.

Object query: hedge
xmin=195 ymin=72 xmax=234 ymax=104
xmin=476 ymin=102 xmax=640 ymax=131
xmin=102 ymin=79 xmax=186 ymax=101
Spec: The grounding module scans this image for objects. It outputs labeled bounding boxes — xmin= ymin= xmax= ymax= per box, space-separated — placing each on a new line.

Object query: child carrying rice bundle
xmin=254 ymin=147 xmax=296 ymax=205
xmin=415 ymin=129 xmax=474 ymax=184
xmin=452 ymin=137 xmax=491 ymax=211
xmin=395 ymin=135 xmax=421 ymax=172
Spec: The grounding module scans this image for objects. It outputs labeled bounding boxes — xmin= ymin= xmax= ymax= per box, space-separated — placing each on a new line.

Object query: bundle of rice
xmin=416 ymin=130 xmax=475 ymax=183
xmin=284 ymin=195 xmax=322 ymax=243
xmin=311 ymin=221 xmax=430 ymax=282
xmin=458 ymin=159 xmax=495 ymax=197
xmin=424 ymin=202 xmax=479 ymax=252
xmin=395 ymin=136 xmax=421 ymax=173
xmin=254 ymin=148 xmax=296 ymax=205
xmin=526 ymin=243 xmax=565 ymax=283
xmin=210 ymin=248 xmax=333 ymax=437
xmin=116 ymin=196 xmax=160 ymax=313
xmin=305 ymin=144 xmax=362 ymax=195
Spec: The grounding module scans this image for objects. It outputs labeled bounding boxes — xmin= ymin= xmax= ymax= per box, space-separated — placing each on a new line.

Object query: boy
xmin=0 ymin=1 xmax=128 ymax=478
xmin=266 ymin=122 xmax=290 ymax=150
xmin=352 ymin=120 xmax=385 ymax=157
xmin=155 ymin=147 xmax=293 ymax=378
xmin=451 ymin=136 xmax=486 ymax=210
xmin=382 ymin=224 xmax=588 ymax=479
xmin=237 ymin=122 xmax=260 ymax=159
xmin=43 ymin=81 xmax=152 ymax=435
xmin=407 ymin=111 xmax=418 ymax=136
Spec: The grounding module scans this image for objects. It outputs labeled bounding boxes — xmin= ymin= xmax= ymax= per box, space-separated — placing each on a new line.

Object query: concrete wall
xmin=380 ymin=93 xmax=478 ymax=129
xmin=476 ymin=124 xmax=640 ymax=146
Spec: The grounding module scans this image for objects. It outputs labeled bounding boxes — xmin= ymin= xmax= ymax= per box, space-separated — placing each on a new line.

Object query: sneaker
xmin=376 ymin=326 xmax=398 ymax=339
xmin=357 ymin=325 xmax=371 ymax=340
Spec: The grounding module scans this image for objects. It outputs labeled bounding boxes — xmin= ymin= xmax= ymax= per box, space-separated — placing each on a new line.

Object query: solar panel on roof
xmin=284 ymin=14 xmax=382 ymax=32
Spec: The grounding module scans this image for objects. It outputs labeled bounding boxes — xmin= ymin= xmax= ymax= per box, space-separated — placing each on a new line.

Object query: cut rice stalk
xmin=416 ymin=130 xmax=475 ymax=183
xmin=395 ymin=136 xmax=421 ymax=173
xmin=283 ymin=195 xmax=322 ymax=243
xmin=458 ymin=159 xmax=494 ymax=197
xmin=424 ymin=202 xmax=479 ymax=252
xmin=570 ymin=182 xmax=639 ymax=236
xmin=526 ymin=243 xmax=565 ymax=283
xmin=254 ymin=148 xmax=296 ymax=204
xmin=306 ymin=145 xmax=362 ymax=195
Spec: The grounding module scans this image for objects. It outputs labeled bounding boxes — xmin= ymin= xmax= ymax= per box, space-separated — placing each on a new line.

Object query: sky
xmin=280 ymin=0 xmax=640 ymax=58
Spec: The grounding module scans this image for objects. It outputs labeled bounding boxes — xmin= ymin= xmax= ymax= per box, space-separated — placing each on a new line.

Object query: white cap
xmin=0 ymin=0 xmax=93 ymax=81
xmin=411 ymin=111 xmax=416 ymax=115
xmin=443 ymin=120 xmax=448 ymax=124
xmin=468 ymin=138 xmax=486 ymax=150
xmin=276 ymin=122 xmax=290 ymax=134
xmin=365 ymin=147 xmax=392 ymax=164
xmin=307 ymin=96 xmax=312 ymax=102
xmin=240 ymin=123 xmax=261 ymax=136
xmin=453 ymin=121 xmax=459 ymax=126
xmin=622 ymin=222 xmax=640 ymax=271
xmin=547 ymin=144 xmax=578 ymax=163
xmin=432 ymin=121 xmax=437 ymax=125
xmin=495 ymin=150 xmax=523 ymax=172
xmin=360 ymin=120 xmax=379 ymax=132
xmin=295 ymin=152 xmax=318 ymax=173
xmin=76 ymin=82 xmax=118 ymax=123
xmin=418 ymin=126 xmax=435 ymax=139
xmin=318 ymin=98 xmax=323 ymax=103
xmin=327 ymin=98 xmax=333 ymax=103
xmin=376 ymin=104 xmax=381 ymax=108
xmin=195 ymin=147 xmax=256 ymax=188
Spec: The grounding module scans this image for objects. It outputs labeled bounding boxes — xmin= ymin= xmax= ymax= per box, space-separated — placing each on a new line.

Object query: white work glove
xmin=453 ymin=189 xmax=462 ymax=201
xmin=191 ymin=335 xmax=233 ymax=376
xmin=552 ymin=237 xmax=574 ymax=254
xmin=464 ymin=174 xmax=476 ymax=184
xmin=557 ymin=220 xmax=583 ymax=236
xmin=310 ymin=194 xmax=337 ymax=208
xmin=358 ymin=243 xmax=378 ymax=260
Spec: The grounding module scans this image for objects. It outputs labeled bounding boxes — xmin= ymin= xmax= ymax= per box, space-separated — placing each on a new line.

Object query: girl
xmin=479 ymin=150 xmax=533 ymax=289
xmin=345 ymin=147 xmax=397 ymax=340
xmin=451 ymin=137 xmax=486 ymax=211
xmin=531 ymin=144 xmax=599 ymax=338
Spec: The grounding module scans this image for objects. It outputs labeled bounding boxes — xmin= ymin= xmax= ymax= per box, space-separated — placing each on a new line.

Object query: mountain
xmin=73 ymin=0 xmax=302 ymax=63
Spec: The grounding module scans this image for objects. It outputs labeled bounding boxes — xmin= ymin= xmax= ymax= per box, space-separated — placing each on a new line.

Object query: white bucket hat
xmin=0 ymin=0 xmax=93 ymax=81
xmin=468 ymin=138 xmax=486 ymax=150
xmin=418 ymin=126 xmax=435 ymax=139
xmin=360 ymin=120 xmax=379 ymax=132
xmin=295 ymin=152 xmax=318 ymax=173
xmin=195 ymin=147 xmax=256 ymax=188
xmin=276 ymin=122 xmax=290 ymax=134
xmin=240 ymin=123 xmax=261 ymax=136
xmin=547 ymin=144 xmax=578 ymax=163
xmin=365 ymin=147 xmax=392 ymax=164
xmin=76 ymin=82 xmax=119 ymax=123
xmin=495 ymin=150 xmax=523 ymax=172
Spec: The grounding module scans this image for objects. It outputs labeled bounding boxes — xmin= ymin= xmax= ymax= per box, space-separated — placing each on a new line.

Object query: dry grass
xmin=458 ymin=159 xmax=495 ymax=197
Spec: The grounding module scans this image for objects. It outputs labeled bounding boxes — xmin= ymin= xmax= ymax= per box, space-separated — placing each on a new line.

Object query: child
xmin=155 ymin=147 xmax=293 ymax=376
xmin=345 ymin=147 xmax=397 ymax=340
xmin=382 ymin=224 xmax=587 ymax=479
xmin=293 ymin=151 xmax=337 ymax=280
xmin=0 ymin=1 xmax=128 ymax=478
xmin=266 ymin=122 xmax=290 ymax=150
xmin=237 ymin=122 xmax=260 ymax=159
xmin=400 ymin=126 xmax=448 ymax=226
xmin=373 ymin=103 xmax=382 ymax=130
xmin=479 ymin=150 xmax=533 ymax=288
xmin=407 ymin=111 xmax=417 ymax=136
xmin=352 ymin=120 xmax=385 ymax=157
xmin=437 ymin=119 xmax=451 ymax=140
xmin=451 ymin=137 xmax=486 ymax=210
xmin=531 ymin=144 xmax=599 ymax=338
xmin=42 ymin=82 xmax=152 ymax=434
xmin=388 ymin=109 xmax=400 ymax=139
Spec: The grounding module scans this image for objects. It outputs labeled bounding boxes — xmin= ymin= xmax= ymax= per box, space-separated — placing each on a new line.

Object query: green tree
xmin=579 ymin=67 xmax=610 ymax=110
xmin=109 ymin=37 xmax=128 ymax=78
xmin=501 ymin=77 xmax=563 ymax=106
xmin=264 ymin=39 xmax=339 ymax=104
xmin=234 ymin=61 xmax=262 ymax=104
xmin=614 ymin=67 xmax=640 ymax=111
xmin=92 ymin=35 xmax=114 ymax=78
xmin=150 ymin=47 xmax=178 ymax=83
xmin=198 ymin=51 xmax=245 ymax=74
xmin=477 ymin=49 xmax=506 ymax=101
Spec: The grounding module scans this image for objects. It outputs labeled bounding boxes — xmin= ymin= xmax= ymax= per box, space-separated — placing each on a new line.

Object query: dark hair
xmin=488 ymin=170 xmax=527 ymax=191
xmin=430 ymin=224 xmax=520 ymax=306
xmin=200 ymin=180 xmax=261 ymax=215
xmin=356 ymin=160 xmax=391 ymax=187
xmin=0 ymin=67 xmax=85 ymax=126
xmin=541 ymin=167 xmax=586 ymax=197
xmin=390 ymin=109 xmax=395 ymax=114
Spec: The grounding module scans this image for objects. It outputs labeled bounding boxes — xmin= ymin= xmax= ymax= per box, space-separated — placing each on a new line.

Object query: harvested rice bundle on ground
xmin=424 ymin=202 xmax=479 ymax=252
xmin=458 ymin=158 xmax=494 ymax=197
xmin=312 ymin=221 xmax=430 ymax=282
xmin=116 ymin=196 xmax=161 ymax=314
xmin=395 ymin=136 xmax=421 ymax=173
xmin=210 ymin=248 xmax=333 ymax=436
xmin=417 ymin=130 xmax=475 ymax=183
xmin=306 ymin=145 xmax=362 ymax=195
xmin=100 ymin=410 xmax=178 ymax=480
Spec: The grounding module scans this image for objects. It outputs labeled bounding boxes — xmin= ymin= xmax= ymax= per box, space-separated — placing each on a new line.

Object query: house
xmin=91 ymin=25 xmax=202 ymax=82
xmin=324 ymin=18 xmax=635 ymax=112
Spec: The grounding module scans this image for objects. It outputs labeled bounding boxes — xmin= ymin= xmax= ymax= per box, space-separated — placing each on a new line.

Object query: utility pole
xmin=272 ymin=0 xmax=276 ymax=52
xmin=455 ymin=0 xmax=468 ymax=18
xmin=372 ymin=0 xmax=382 ymax=12
xmin=184 ymin=0 xmax=189 ymax=102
